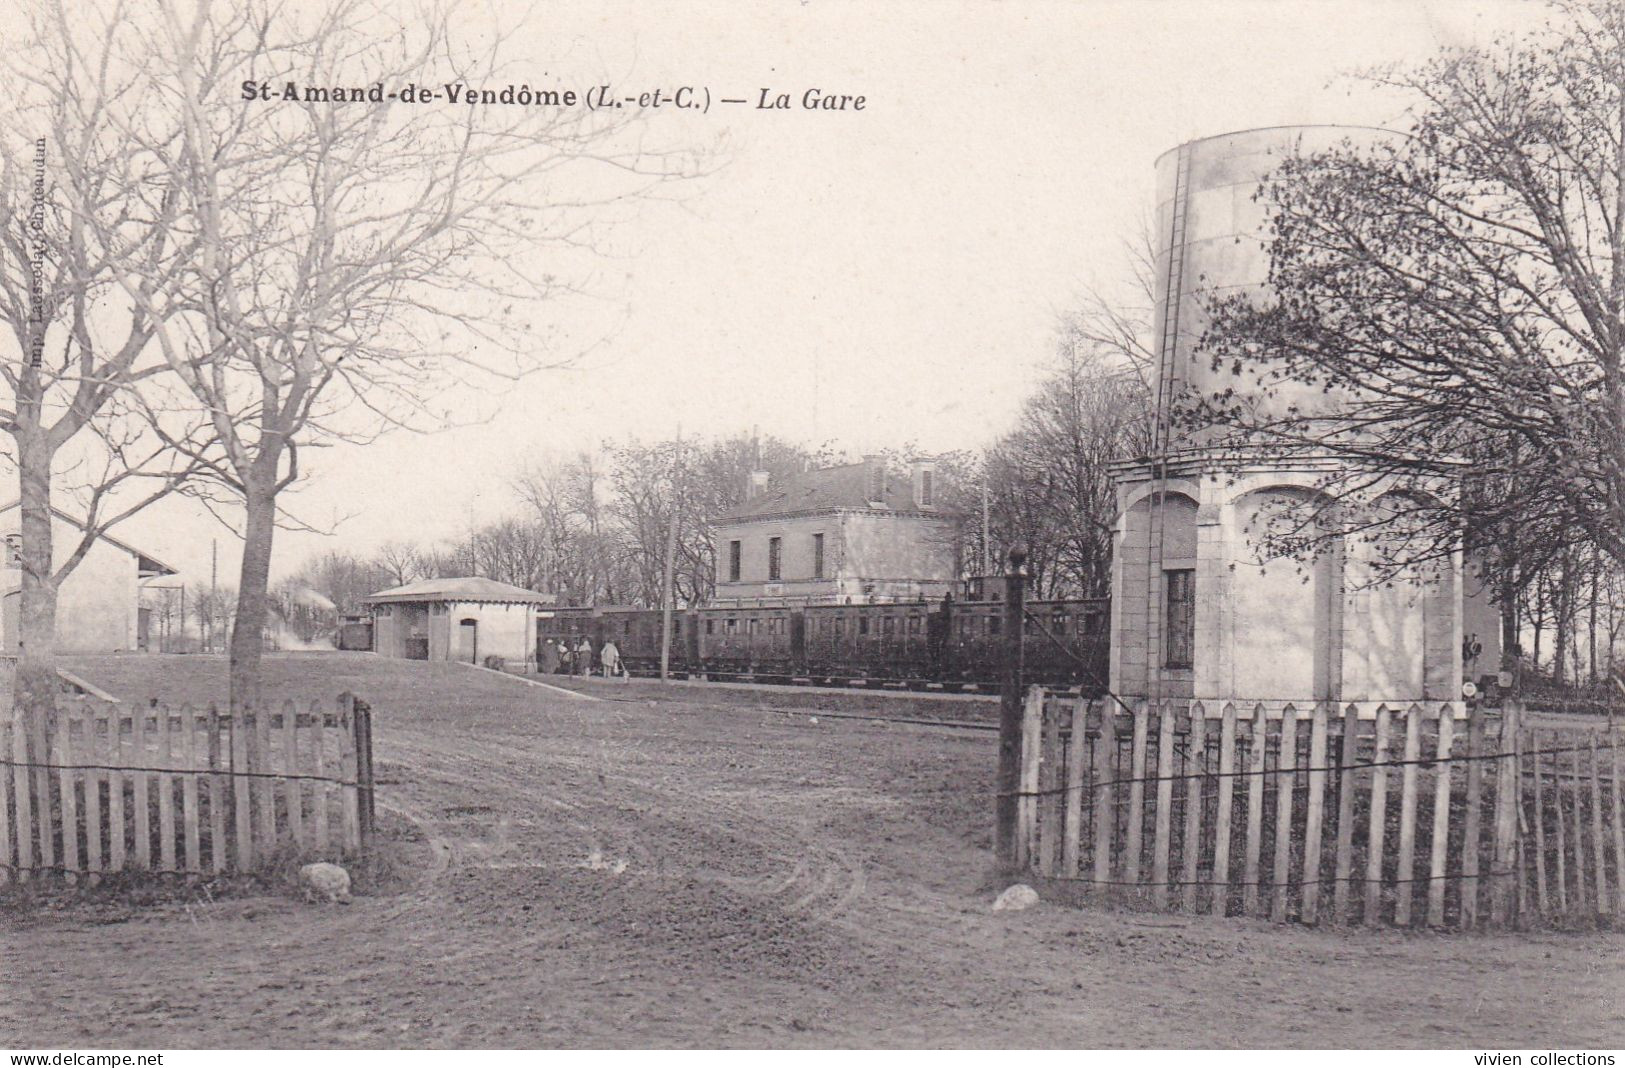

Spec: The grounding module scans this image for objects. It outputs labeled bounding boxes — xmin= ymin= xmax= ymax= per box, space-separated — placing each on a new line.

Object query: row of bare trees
xmin=1 ymin=0 xmax=697 ymax=715
xmin=285 ymin=341 xmax=1154 ymax=620
xmin=288 ymin=432 xmax=831 ymax=614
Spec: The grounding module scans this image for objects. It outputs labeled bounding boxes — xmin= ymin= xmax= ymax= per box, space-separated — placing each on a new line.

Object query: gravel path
xmin=2 ymin=654 xmax=1621 ymax=1048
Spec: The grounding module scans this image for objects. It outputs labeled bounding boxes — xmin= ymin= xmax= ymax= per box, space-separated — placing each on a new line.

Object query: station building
xmin=711 ymin=456 xmax=962 ymax=606
xmin=0 ymin=502 xmax=177 ymax=654
xmin=365 ymin=576 xmax=555 ymax=666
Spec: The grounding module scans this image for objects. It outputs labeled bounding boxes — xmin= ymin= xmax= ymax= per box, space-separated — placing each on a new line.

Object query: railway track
xmin=588 ymin=690 xmax=1001 ymax=734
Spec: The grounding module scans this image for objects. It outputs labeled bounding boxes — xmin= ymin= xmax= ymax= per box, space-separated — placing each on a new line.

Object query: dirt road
xmin=4 ymin=655 xmax=1623 ymax=1048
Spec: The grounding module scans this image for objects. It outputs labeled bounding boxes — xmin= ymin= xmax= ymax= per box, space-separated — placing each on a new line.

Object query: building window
xmin=1165 ymin=568 xmax=1196 ymax=669
xmin=728 ymin=540 xmax=741 ymax=582
xmin=919 ymin=470 xmax=934 ymax=508
xmin=859 ymin=617 xmax=870 ymax=636
xmin=768 ymin=536 xmax=782 ymax=581
xmin=812 ymin=533 xmax=825 ymax=579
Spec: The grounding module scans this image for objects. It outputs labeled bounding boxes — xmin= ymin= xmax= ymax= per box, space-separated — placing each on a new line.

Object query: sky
xmin=8 ymin=0 xmax=1543 ymax=590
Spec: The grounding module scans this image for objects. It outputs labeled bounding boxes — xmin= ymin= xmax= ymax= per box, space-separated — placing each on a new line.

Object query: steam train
xmin=535 ymin=590 xmax=1111 ymax=693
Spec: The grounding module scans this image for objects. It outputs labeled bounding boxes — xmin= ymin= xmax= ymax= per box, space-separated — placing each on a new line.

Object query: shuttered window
xmin=1165 ymin=568 xmax=1196 ymax=669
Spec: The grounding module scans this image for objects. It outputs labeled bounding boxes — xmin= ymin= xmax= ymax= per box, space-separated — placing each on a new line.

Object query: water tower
xmin=1108 ymin=126 xmax=1500 ymax=705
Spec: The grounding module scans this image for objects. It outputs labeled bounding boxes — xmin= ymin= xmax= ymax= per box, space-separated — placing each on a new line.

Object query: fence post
xmin=11 ymin=715 xmax=31 ymax=879
xmin=0 ymin=717 xmax=10 ymax=886
xmin=349 ymin=695 xmax=375 ymax=844
xmin=1461 ymin=704 xmax=1486 ymax=928
xmin=338 ymin=694 xmax=362 ymax=852
xmin=1018 ymin=686 xmax=1042 ymax=872
xmin=1491 ymin=701 xmax=1521 ymax=925
xmin=994 ymin=548 xmax=1027 ymax=871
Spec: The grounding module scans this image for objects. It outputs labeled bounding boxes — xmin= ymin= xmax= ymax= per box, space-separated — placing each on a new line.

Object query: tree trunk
xmin=1499 ymin=579 xmax=1520 ymax=684
xmin=13 ymin=422 xmax=58 ymax=727
xmin=1554 ymin=554 xmax=1574 ymax=688
xmin=229 ymin=474 xmax=278 ymax=715
xmin=1589 ymin=545 xmax=1600 ymax=686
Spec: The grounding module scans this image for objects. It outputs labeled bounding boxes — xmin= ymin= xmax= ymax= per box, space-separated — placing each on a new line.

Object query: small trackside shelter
xmin=364 ymin=576 xmax=555 ymax=666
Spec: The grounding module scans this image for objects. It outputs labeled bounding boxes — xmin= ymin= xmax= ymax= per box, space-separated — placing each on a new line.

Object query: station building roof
xmin=718 ymin=462 xmax=961 ymax=522
xmin=364 ymin=576 xmax=556 ymax=605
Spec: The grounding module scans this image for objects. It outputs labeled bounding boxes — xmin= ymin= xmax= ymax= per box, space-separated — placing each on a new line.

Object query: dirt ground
xmin=4 ymin=653 xmax=1623 ymax=1049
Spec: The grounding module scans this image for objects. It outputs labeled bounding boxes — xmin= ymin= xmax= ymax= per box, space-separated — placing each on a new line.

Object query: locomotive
xmin=535 ymin=589 xmax=1110 ymax=693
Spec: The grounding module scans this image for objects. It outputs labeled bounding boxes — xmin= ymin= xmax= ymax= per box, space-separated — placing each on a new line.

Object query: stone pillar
xmin=1193 ymin=471 xmax=1227 ymax=699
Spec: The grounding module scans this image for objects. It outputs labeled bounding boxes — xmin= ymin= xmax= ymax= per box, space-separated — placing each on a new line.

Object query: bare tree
xmin=1199 ymin=2 xmax=1625 ymax=672
xmin=0 ymin=0 xmax=219 ymax=715
xmin=978 ymin=336 xmax=1152 ymax=598
xmin=101 ymin=0 xmax=700 ymax=709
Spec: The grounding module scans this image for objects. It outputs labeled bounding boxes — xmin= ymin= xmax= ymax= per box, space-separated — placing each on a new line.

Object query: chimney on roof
xmin=745 ymin=469 xmax=770 ymax=501
xmin=909 ymin=457 xmax=937 ymax=510
xmin=863 ymin=454 xmax=886 ymax=505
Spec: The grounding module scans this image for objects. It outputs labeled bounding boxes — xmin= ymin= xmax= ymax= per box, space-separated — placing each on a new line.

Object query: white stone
xmin=299 ymin=862 xmax=352 ymax=903
xmin=992 ymin=883 xmax=1039 ymax=912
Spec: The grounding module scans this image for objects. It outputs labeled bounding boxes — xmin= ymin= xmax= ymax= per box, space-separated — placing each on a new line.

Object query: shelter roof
xmin=364 ymin=576 xmax=556 ymax=605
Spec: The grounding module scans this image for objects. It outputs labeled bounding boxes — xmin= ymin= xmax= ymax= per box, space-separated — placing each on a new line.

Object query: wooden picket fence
xmin=1013 ymin=689 xmax=1625 ymax=928
xmin=0 ymin=695 xmax=375 ymax=884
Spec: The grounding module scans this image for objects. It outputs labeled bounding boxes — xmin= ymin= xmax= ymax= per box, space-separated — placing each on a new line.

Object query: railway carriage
xmin=600 ymin=606 xmax=697 ymax=675
xmin=534 ymin=606 xmax=599 ymax=667
xmin=695 ymin=605 xmax=796 ymax=678
xmin=526 ymin=590 xmax=1110 ymax=693
xmin=801 ymin=602 xmax=937 ymax=682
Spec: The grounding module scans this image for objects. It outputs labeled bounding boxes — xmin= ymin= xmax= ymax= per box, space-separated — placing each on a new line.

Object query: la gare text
xmin=240 ymin=82 xmax=866 ymax=112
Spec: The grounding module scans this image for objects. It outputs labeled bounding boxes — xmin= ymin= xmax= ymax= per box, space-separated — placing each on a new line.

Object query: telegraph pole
xmin=210 ymin=539 xmax=218 ymax=653
xmin=994 ymin=546 xmax=1027 ymax=871
xmin=659 ymin=428 xmax=683 ymax=679
xmin=981 ymin=475 xmax=992 ymax=575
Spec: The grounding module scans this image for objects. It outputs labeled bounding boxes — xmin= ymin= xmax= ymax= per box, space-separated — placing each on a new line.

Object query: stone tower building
xmin=1109 ymin=127 xmax=1501 ymax=704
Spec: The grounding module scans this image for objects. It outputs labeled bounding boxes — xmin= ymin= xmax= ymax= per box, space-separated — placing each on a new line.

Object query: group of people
xmin=537 ymin=635 xmax=627 ymax=679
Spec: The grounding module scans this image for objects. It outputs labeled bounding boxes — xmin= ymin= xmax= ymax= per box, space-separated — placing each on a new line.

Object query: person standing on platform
xmin=601 ymin=638 xmax=623 ymax=679
xmin=576 ymin=636 xmax=593 ymax=677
